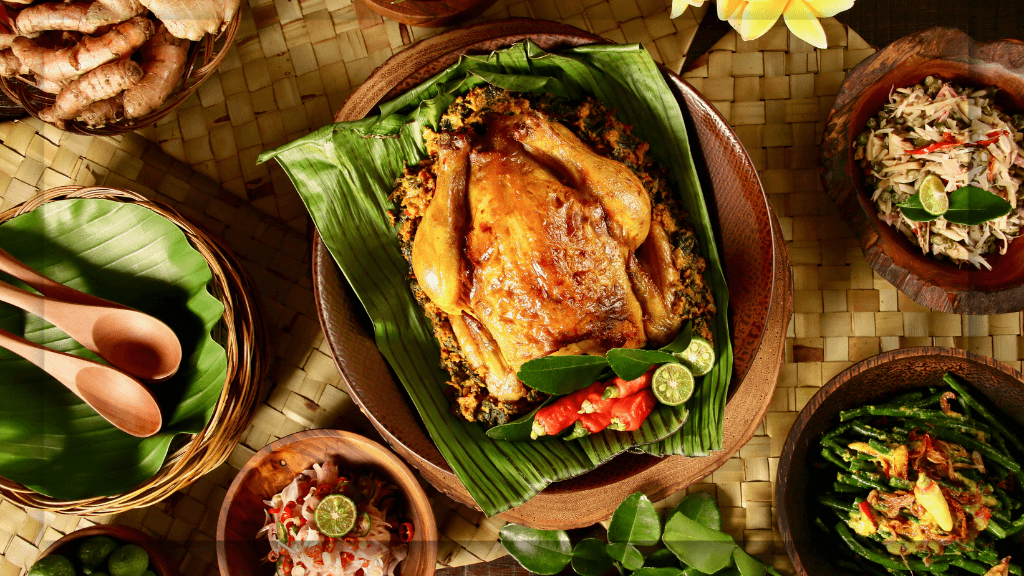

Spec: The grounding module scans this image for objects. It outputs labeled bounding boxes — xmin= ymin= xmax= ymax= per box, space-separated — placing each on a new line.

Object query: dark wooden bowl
xmin=821 ymin=27 xmax=1024 ymax=314
xmin=359 ymin=0 xmax=497 ymax=28
xmin=776 ymin=347 xmax=1024 ymax=575
xmin=312 ymin=18 xmax=792 ymax=529
xmin=36 ymin=525 xmax=177 ymax=576
xmin=216 ymin=430 xmax=437 ymax=576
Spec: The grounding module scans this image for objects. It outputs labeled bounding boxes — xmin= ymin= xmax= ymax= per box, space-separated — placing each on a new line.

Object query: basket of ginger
xmin=0 ymin=0 xmax=238 ymax=134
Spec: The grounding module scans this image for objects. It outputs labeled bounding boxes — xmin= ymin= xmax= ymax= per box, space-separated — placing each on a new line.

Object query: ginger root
xmin=0 ymin=48 xmax=24 ymax=77
xmin=39 ymin=58 xmax=141 ymax=124
xmin=86 ymin=0 xmax=146 ymax=30
xmin=13 ymin=16 xmax=154 ymax=82
xmin=138 ymin=0 xmax=238 ymax=41
xmin=122 ymin=24 xmax=186 ymax=119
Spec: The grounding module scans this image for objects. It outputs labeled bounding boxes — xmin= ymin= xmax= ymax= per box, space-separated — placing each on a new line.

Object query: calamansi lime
xmin=315 ymin=494 xmax=358 ymax=538
xmin=652 ymin=363 xmax=695 ymax=406
xmin=107 ymin=544 xmax=149 ymax=576
xmin=27 ymin=555 xmax=75 ymax=576
xmin=675 ymin=336 xmax=716 ymax=376
xmin=919 ymin=174 xmax=949 ymax=216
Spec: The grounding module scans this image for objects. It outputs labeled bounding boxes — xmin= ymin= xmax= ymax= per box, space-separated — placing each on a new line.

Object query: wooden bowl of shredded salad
xmin=216 ymin=429 xmax=437 ymax=576
xmin=822 ymin=27 xmax=1024 ymax=314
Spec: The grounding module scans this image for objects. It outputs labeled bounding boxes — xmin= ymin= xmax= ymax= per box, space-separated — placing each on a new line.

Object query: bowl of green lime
xmin=28 ymin=525 xmax=174 ymax=576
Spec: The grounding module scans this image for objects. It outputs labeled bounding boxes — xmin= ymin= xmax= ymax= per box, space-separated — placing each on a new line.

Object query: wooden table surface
xmin=1 ymin=1 xmax=1023 ymax=576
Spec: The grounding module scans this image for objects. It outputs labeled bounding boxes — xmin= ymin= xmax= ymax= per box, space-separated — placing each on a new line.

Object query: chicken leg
xmin=411 ymin=132 xmax=471 ymax=316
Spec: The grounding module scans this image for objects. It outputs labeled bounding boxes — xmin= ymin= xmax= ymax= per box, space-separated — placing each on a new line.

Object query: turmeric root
xmin=122 ymin=25 xmax=187 ymax=119
xmin=39 ymin=58 xmax=141 ymax=123
xmin=77 ymin=94 xmax=123 ymax=127
xmin=139 ymin=0 xmax=238 ymax=40
xmin=34 ymin=75 xmax=62 ymax=93
xmin=13 ymin=16 xmax=154 ymax=82
xmin=16 ymin=3 xmax=102 ymax=35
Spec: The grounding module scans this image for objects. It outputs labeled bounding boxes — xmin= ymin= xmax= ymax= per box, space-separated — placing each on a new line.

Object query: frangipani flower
xmin=671 ymin=0 xmax=855 ymax=50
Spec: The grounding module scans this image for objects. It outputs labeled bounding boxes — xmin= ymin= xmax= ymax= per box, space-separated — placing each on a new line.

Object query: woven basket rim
xmin=0 ymin=186 xmax=267 ymax=514
xmin=0 ymin=12 xmax=240 ymax=136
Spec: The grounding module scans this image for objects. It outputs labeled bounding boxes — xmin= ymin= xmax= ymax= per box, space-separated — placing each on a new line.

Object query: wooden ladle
xmin=0 ymin=247 xmax=182 ymax=382
xmin=0 ymin=327 xmax=162 ymax=437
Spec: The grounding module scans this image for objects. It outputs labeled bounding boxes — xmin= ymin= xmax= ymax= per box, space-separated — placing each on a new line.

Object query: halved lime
xmin=675 ymin=336 xmax=716 ymax=376
xmin=315 ymin=494 xmax=357 ymax=537
xmin=919 ymin=174 xmax=948 ymax=216
xmin=652 ymin=363 xmax=695 ymax=406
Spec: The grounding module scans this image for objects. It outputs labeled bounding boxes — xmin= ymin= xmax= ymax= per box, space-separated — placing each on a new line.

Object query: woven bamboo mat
xmin=0 ymin=1 xmax=1022 ymax=575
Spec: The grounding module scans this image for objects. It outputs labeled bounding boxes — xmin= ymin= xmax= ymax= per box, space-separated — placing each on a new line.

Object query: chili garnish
xmin=608 ymin=389 xmax=657 ymax=431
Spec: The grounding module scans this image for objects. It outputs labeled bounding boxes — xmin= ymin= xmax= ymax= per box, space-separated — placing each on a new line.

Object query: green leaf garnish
xmin=899 ymin=185 xmax=1012 ymax=225
xmin=499 ymin=524 xmax=572 ymax=575
xmin=897 ymin=193 xmax=940 ymax=222
xmin=606 ymin=543 xmax=645 ymax=571
xmin=734 ymin=547 xmax=767 ymax=576
xmin=570 ymin=538 xmax=614 ymax=576
xmin=485 ymin=396 xmax=558 ymax=441
xmin=607 ymin=348 xmax=678 ymax=381
xmin=663 ymin=512 xmax=738 ymax=574
xmin=671 ymin=492 xmax=722 ymax=531
xmin=642 ymin=548 xmax=679 ymax=568
xmin=658 ymin=322 xmax=694 ymax=354
xmin=632 ymin=567 xmax=685 ymax=576
xmin=516 ymin=355 xmax=609 ymax=395
xmin=943 ymin=185 xmax=1013 ymax=225
xmin=608 ymin=492 xmax=662 ymax=546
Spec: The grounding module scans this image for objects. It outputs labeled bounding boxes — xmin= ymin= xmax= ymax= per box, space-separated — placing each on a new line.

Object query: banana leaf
xmin=0 ymin=200 xmax=227 ymax=500
xmin=259 ymin=41 xmax=732 ymax=516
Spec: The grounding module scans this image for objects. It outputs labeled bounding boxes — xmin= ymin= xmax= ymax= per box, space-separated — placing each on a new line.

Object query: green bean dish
xmin=813 ymin=373 xmax=1024 ymax=575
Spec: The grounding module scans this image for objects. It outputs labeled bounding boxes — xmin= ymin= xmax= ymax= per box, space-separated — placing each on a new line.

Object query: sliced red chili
xmin=858 ymin=501 xmax=877 ymax=529
xmin=316 ymin=484 xmax=332 ymax=498
xmin=399 ymin=522 xmax=414 ymax=542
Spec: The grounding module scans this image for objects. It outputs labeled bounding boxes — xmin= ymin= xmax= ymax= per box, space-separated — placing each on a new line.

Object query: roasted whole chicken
xmin=410 ymin=109 xmax=688 ymax=404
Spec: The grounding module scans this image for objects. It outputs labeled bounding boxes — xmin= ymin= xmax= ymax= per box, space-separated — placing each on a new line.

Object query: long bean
xmin=837 ymin=472 xmax=889 ymax=492
xmin=821 ymin=448 xmax=851 ymax=471
xmin=833 ymin=481 xmax=863 ymax=493
xmin=852 ymin=422 xmax=899 ymax=442
xmin=945 ymin=556 xmax=989 ymax=574
xmin=943 ymin=373 xmax=1024 ymax=456
xmin=834 ymin=523 xmax=949 ymax=572
xmin=818 ymin=494 xmax=856 ymax=513
xmin=985 ymin=519 xmax=1007 ymax=539
xmin=931 ymin=429 xmax=1020 ymax=473
xmin=840 ymin=406 xmax=963 ymax=422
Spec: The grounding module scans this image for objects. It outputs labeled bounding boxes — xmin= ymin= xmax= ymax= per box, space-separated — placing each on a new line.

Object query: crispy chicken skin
xmin=410 ymin=108 xmax=680 ymax=402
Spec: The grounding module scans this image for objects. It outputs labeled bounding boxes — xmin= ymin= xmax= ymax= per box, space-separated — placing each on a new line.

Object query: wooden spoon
xmin=0 ymin=327 xmax=162 ymax=437
xmin=0 ymin=260 xmax=182 ymax=383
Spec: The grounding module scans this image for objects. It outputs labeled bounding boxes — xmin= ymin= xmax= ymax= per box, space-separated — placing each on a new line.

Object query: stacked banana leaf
xmin=259 ymin=41 xmax=732 ymax=516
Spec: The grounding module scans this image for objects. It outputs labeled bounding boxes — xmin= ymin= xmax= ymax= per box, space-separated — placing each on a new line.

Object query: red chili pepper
xmin=608 ymin=389 xmax=657 ymax=431
xmin=341 ymin=552 xmax=355 ymax=566
xmin=581 ymin=380 xmax=617 ymax=414
xmin=602 ymin=369 xmax=654 ymax=400
xmin=268 ymin=507 xmax=281 ymax=515
xmin=989 ymin=156 xmax=998 ymax=178
xmin=532 ymin=382 xmax=602 ymax=438
xmin=279 ymin=555 xmax=293 ymax=575
xmin=399 ymin=522 xmax=414 ymax=542
xmin=316 ymin=484 xmax=332 ymax=498
xmin=580 ymin=411 xmax=614 ymax=433
xmin=858 ymin=501 xmax=877 ymax=529
xmin=324 ymin=538 xmax=336 ymax=554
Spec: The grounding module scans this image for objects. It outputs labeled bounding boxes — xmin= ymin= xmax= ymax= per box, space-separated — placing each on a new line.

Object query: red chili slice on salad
xmin=399 ymin=522 xmax=414 ymax=542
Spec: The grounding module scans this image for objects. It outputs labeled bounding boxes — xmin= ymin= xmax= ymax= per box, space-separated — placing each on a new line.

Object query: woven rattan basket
xmin=0 ymin=186 xmax=267 ymax=514
xmin=0 ymin=12 xmax=239 ymax=136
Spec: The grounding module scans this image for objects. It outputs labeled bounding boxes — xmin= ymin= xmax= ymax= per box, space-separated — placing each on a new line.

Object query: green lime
xmin=107 ymin=545 xmax=149 ymax=576
xmin=78 ymin=536 xmax=118 ymax=569
xmin=315 ymin=494 xmax=357 ymax=538
xmin=652 ymin=363 xmax=695 ymax=406
xmin=919 ymin=174 xmax=948 ymax=216
xmin=27 ymin=555 xmax=76 ymax=576
xmin=675 ymin=336 xmax=716 ymax=376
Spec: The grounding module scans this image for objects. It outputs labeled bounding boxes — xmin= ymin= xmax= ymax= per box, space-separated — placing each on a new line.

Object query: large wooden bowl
xmin=776 ymin=347 xmax=1024 ymax=575
xmin=36 ymin=525 xmax=177 ymax=576
xmin=821 ymin=27 xmax=1024 ymax=314
xmin=216 ymin=430 xmax=437 ymax=576
xmin=312 ymin=18 xmax=792 ymax=529
xmin=359 ymin=0 xmax=498 ymax=28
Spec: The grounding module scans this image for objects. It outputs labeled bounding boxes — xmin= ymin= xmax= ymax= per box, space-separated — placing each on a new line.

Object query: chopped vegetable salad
xmin=855 ymin=78 xmax=1024 ymax=269
xmin=257 ymin=462 xmax=410 ymax=576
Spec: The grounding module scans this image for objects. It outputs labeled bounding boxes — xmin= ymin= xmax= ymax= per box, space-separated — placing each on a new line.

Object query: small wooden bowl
xmin=821 ymin=27 xmax=1024 ymax=314
xmin=776 ymin=347 xmax=1024 ymax=576
xmin=312 ymin=18 xmax=792 ymax=529
xmin=217 ymin=429 xmax=437 ymax=576
xmin=359 ymin=0 xmax=497 ymax=28
xmin=36 ymin=525 xmax=177 ymax=576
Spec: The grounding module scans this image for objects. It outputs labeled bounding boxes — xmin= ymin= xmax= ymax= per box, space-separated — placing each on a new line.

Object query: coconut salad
xmin=855 ymin=77 xmax=1024 ymax=269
